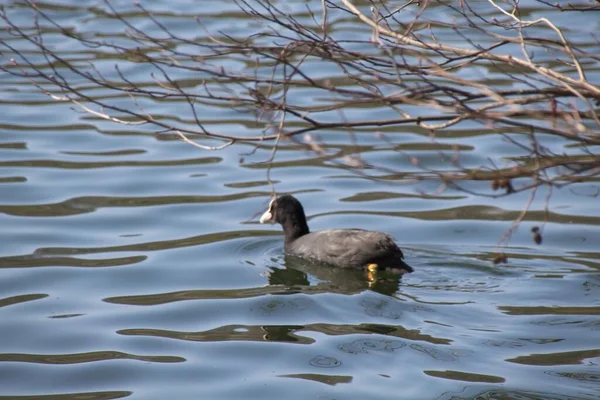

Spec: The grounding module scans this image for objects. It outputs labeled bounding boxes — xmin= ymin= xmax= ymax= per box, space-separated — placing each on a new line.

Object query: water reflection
xmin=0 ymin=351 xmax=185 ymax=364
xmin=1 ymin=0 xmax=600 ymax=399
xmin=424 ymin=369 xmax=505 ymax=383
xmin=278 ymin=373 xmax=352 ymax=386
xmin=117 ymin=325 xmax=314 ymax=344
xmin=439 ymin=388 xmax=588 ymax=400
xmin=0 ymin=392 xmax=132 ymax=400
xmin=269 ymin=255 xmax=408 ymax=297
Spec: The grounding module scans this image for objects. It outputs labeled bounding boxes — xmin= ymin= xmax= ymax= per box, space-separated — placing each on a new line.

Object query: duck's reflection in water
xmin=267 ymin=255 xmax=407 ymax=297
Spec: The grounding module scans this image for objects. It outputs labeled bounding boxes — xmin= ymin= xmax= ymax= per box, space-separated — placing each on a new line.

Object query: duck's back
xmin=285 ymin=229 xmax=407 ymax=270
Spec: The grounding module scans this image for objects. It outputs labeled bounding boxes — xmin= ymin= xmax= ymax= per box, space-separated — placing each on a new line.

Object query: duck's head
xmin=260 ymin=195 xmax=310 ymax=239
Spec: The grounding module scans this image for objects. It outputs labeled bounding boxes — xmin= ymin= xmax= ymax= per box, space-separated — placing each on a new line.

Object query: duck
xmin=259 ymin=195 xmax=413 ymax=273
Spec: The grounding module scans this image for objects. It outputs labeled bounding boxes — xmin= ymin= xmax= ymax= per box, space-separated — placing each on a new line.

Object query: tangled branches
xmin=1 ymin=0 xmax=599 ymax=250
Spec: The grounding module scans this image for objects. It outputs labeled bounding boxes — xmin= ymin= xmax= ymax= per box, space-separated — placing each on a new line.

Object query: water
xmin=1 ymin=1 xmax=599 ymax=399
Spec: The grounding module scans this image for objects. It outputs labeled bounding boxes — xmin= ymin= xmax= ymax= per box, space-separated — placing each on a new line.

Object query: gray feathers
xmin=286 ymin=229 xmax=409 ymax=271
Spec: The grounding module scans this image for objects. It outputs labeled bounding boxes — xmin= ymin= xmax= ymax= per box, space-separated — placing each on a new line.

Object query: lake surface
xmin=1 ymin=1 xmax=599 ymax=399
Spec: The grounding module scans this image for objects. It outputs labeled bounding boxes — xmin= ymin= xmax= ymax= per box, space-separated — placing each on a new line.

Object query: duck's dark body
xmin=286 ymin=229 xmax=410 ymax=271
xmin=260 ymin=195 xmax=413 ymax=273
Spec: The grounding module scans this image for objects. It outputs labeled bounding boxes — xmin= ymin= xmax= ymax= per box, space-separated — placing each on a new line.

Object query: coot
xmin=259 ymin=195 xmax=414 ymax=273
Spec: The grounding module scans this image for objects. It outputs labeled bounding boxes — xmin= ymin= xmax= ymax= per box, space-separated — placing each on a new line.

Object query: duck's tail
xmin=374 ymin=259 xmax=414 ymax=273
xmin=397 ymin=259 xmax=414 ymax=273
